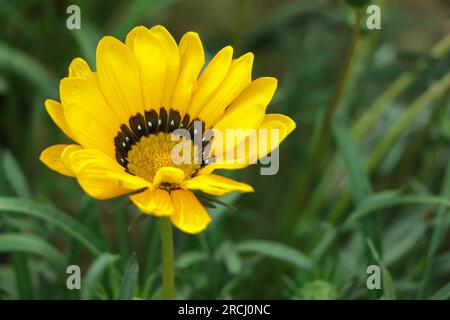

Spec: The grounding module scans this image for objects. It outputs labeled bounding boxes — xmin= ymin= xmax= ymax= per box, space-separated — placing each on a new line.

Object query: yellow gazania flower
xmin=39 ymin=25 xmax=295 ymax=234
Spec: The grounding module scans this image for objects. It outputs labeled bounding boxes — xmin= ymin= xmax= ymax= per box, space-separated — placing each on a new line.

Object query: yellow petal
xmin=68 ymin=58 xmax=98 ymax=86
xmin=40 ymin=144 xmax=79 ymax=177
xmin=224 ymin=77 xmax=278 ymax=116
xmin=44 ymin=99 xmax=77 ymax=141
xmin=170 ymin=189 xmax=211 ymax=234
xmin=126 ymin=26 xmax=166 ymax=110
xmin=196 ymin=163 xmax=247 ymax=175
xmin=130 ymin=188 xmax=174 ymax=216
xmin=255 ymin=113 xmax=296 ymax=159
xmin=213 ymin=76 xmax=277 ymax=131
xmin=188 ymin=46 xmax=233 ymax=119
xmin=184 ymin=174 xmax=253 ymax=195
xmin=72 ymin=150 xmax=151 ymax=200
xmin=67 ymin=149 xmax=150 ymax=189
xmin=60 ymin=78 xmax=121 ymax=158
xmin=153 ymin=167 xmax=185 ymax=186
xmin=61 ymin=144 xmax=82 ymax=171
xmin=211 ymin=77 xmax=278 ymax=152
xmin=209 ymin=113 xmax=296 ymax=169
xmin=150 ymin=25 xmax=180 ymax=109
xmin=210 ymin=107 xmax=263 ymax=161
xmin=64 ymin=147 xmax=101 ymax=174
xmin=171 ymin=32 xmax=205 ymax=116
xmin=199 ymin=52 xmax=254 ymax=127
xmin=96 ymin=36 xmax=144 ymax=123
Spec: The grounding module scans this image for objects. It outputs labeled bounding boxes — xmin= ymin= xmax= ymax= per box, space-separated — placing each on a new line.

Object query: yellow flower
xmin=39 ymin=25 xmax=295 ymax=234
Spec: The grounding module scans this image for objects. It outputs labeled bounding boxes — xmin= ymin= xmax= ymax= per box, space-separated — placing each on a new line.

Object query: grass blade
xmin=334 ymin=125 xmax=372 ymax=204
xmin=345 ymin=193 xmax=450 ymax=226
xmin=2 ymin=150 xmax=32 ymax=199
xmin=118 ymin=253 xmax=139 ymax=300
xmin=0 ymin=196 xmax=109 ymax=256
xmin=0 ymin=42 xmax=56 ymax=96
xmin=334 ymin=124 xmax=381 ymax=278
xmin=428 ymin=282 xmax=450 ymax=300
xmin=0 ymin=233 xmax=65 ymax=271
xmin=235 ymin=240 xmax=311 ymax=269
xmin=82 ymin=253 xmax=119 ymax=300
xmin=417 ymin=161 xmax=450 ymax=298
xmin=366 ymin=238 xmax=396 ymax=300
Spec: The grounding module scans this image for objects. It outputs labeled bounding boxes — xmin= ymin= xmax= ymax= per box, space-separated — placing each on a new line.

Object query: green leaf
xmin=0 ymin=233 xmax=64 ymax=271
xmin=0 ymin=153 xmax=34 ymax=299
xmin=383 ymin=212 xmax=426 ymax=266
xmin=82 ymin=253 xmax=119 ymax=300
xmin=1 ymin=150 xmax=32 ymax=199
xmin=334 ymin=125 xmax=372 ymax=204
xmin=334 ymin=125 xmax=381 ymax=264
xmin=367 ymin=73 xmax=450 ymax=172
xmin=113 ymin=212 xmax=131 ymax=262
xmin=345 ymin=193 xmax=450 ymax=226
xmin=223 ymin=246 xmax=242 ymax=275
xmin=345 ymin=0 xmax=370 ymax=8
xmin=366 ymin=238 xmax=396 ymax=299
xmin=296 ymin=280 xmax=337 ymax=300
xmin=217 ymin=242 xmax=242 ymax=275
xmin=0 ymin=42 xmax=56 ymax=96
xmin=418 ymin=161 xmax=450 ymax=298
xmin=0 ymin=196 xmax=108 ymax=256
xmin=175 ymin=251 xmax=206 ymax=269
xmin=118 ymin=253 xmax=139 ymax=300
xmin=429 ymin=282 xmax=450 ymax=300
xmin=235 ymin=240 xmax=311 ymax=269
xmin=141 ymin=219 xmax=160 ymax=291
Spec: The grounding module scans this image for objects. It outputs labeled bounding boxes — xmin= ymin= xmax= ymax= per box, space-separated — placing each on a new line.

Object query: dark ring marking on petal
xmin=180 ymin=114 xmax=190 ymax=129
xmin=187 ymin=118 xmax=205 ymax=139
xmin=120 ymin=124 xmax=136 ymax=145
xmin=168 ymin=109 xmax=181 ymax=132
xmin=113 ymin=109 xmax=211 ymax=169
xmin=158 ymin=107 xmax=168 ymax=133
xmin=114 ymin=131 xmax=130 ymax=155
xmin=129 ymin=113 xmax=147 ymax=139
xmin=115 ymin=150 xmax=128 ymax=167
xmin=145 ymin=110 xmax=158 ymax=135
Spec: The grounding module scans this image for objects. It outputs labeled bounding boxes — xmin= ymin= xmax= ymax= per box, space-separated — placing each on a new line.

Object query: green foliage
xmin=118 ymin=253 xmax=139 ymax=300
xmin=345 ymin=0 xmax=371 ymax=8
xmin=0 ymin=0 xmax=449 ymax=300
xmin=0 ymin=233 xmax=65 ymax=272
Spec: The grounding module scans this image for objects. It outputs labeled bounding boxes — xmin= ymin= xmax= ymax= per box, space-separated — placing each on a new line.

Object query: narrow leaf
xmin=118 ymin=253 xmax=139 ymax=300
xmin=0 ymin=233 xmax=64 ymax=271
xmin=0 ymin=196 xmax=108 ymax=256
xmin=235 ymin=240 xmax=311 ymax=269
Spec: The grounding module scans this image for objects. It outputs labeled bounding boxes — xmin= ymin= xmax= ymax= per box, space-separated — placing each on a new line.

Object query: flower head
xmin=40 ymin=25 xmax=295 ymax=234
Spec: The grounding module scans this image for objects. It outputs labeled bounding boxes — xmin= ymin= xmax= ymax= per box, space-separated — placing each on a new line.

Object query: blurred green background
xmin=0 ymin=0 xmax=449 ymax=299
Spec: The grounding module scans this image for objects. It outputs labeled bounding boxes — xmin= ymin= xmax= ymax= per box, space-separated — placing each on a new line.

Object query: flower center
xmin=113 ymin=108 xmax=210 ymax=184
xmin=126 ymin=133 xmax=200 ymax=183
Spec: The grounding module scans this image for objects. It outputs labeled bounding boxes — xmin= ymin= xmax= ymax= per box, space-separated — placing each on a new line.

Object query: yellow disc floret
xmin=126 ymin=133 xmax=200 ymax=184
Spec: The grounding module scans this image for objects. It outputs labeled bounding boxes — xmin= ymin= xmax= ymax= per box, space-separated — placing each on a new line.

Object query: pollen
xmin=126 ymin=133 xmax=201 ymax=184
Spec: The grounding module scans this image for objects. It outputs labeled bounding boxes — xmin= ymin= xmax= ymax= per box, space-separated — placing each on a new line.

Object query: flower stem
xmin=159 ymin=217 xmax=175 ymax=300
xmin=291 ymin=8 xmax=363 ymax=223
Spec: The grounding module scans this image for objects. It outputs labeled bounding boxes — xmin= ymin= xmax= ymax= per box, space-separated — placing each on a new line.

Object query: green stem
xmin=289 ymin=9 xmax=363 ymax=227
xmin=114 ymin=210 xmax=130 ymax=264
xmin=327 ymin=72 xmax=450 ymax=226
xmin=159 ymin=217 xmax=175 ymax=300
xmin=291 ymin=33 xmax=450 ymax=231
